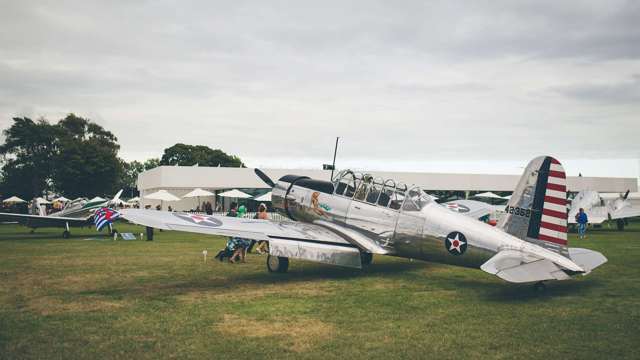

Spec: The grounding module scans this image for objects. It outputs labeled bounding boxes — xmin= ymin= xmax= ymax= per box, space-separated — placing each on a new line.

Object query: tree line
xmin=0 ymin=114 xmax=244 ymax=199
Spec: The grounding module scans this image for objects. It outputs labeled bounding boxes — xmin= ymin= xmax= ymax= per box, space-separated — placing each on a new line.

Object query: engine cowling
xmin=271 ymin=175 xmax=310 ymax=220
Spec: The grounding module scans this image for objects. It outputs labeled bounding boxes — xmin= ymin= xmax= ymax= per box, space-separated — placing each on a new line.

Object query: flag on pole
xmin=94 ymin=207 xmax=120 ymax=231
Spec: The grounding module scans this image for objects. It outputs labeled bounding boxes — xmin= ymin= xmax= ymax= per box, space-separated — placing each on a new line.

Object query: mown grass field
xmin=0 ymin=221 xmax=639 ymax=359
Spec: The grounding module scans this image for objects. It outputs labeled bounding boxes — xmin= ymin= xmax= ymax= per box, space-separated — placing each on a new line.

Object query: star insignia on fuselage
xmin=445 ymin=231 xmax=467 ymax=255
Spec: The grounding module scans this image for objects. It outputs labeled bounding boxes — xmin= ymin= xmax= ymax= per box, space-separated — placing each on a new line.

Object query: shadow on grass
xmin=448 ymin=276 xmax=604 ymax=303
xmin=76 ymin=255 xmax=604 ymax=304
xmin=78 ymin=260 xmax=430 ymax=299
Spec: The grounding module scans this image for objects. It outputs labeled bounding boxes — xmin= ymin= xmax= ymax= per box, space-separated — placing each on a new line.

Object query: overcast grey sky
xmin=1 ymin=1 xmax=639 ymax=177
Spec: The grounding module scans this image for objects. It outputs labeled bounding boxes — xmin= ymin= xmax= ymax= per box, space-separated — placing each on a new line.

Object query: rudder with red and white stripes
xmin=498 ymin=156 xmax=569 ymax=257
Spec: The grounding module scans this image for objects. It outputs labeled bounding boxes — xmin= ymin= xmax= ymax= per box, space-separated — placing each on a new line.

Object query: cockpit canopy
xmin=332 ymin=170 xmax=432 ymax=211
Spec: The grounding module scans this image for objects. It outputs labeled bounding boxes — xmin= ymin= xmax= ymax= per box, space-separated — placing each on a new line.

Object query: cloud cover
xmin=0 ymin=0 xmax=638 ymax=175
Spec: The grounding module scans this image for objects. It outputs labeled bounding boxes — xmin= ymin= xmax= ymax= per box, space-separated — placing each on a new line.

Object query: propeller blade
xmin=623 ymin=190 xmax=630 ymax=200
xmin=254 ymin=169 xmax=275 ymax=188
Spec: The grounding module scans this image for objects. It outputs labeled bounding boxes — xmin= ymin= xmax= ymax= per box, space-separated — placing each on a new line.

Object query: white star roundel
xmin=445 ymin=231 xmax=467 ymax=255
xmin=173 ymin=213 xmax=223 ymax=227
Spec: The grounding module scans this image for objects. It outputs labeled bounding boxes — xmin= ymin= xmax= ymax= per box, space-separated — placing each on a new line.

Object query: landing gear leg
xmin=266 ymin=255 xmax=289 ymax=273
xmin=533 ymin=281 xmax=546 ymax=291
xmin=146 ymin=226 xmax=154 ymax=241
xmin=360 ymin=252 xmax=373 ymax=267
xmin=62 ymin=222 xmax=70 ymax=239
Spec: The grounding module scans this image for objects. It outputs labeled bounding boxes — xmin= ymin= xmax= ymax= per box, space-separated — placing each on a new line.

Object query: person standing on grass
xmin=575 ymin=208 xmax=588 ymax=239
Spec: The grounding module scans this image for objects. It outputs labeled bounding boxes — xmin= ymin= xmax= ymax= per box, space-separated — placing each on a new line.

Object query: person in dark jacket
xmin=575 ymin=208 xmax=588 ymax=239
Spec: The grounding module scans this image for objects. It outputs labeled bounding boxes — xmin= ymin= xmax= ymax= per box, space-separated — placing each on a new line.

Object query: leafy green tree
xmin=160 ymin=144 xmax=244 ymax=167
xmin=52 ymin=114 xmax=122 ymax=198
xmin=143 ymin=158 xmax=160 ymax=170
xmin=0 ymin=117 xmax=59 ymax=199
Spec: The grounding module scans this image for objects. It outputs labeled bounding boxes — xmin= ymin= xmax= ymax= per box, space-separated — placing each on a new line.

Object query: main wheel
xmin=616 ymin=219 xmax=625 ymax=231
xmin=266 ymin=255 xmax=289 ymax=273
xmin=533 ymin=281 xmax=546 ymax=291
xmin=62 ymin=230 xmax=70 ymax=239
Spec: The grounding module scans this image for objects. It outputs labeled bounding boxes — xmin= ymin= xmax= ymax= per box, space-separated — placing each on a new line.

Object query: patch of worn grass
xmin=0 ymin=221 xmax=639 ymax=359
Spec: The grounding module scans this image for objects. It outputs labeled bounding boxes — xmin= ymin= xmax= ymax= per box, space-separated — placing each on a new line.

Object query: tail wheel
xmin=267 ymin=255 xmax=289 ymax=273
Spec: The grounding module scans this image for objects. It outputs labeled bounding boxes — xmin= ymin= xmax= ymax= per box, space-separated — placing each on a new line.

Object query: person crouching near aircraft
xmin=575 ymin=208 xmax=589 ymax=239
xmin=254 ymin=203 xmax=269 ymax=254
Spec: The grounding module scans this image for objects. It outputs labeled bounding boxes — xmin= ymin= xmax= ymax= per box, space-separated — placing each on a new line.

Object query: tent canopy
xmin=183 ymin=188 xmax=215 ymax=198
xmin=88 ymin=196 xmax=106 ymax=203
xmin=36 ymin=197 xmax=51 ymax=204
xmin=218 ymin=189 xmax=252 ymax=198
xmin=127 ymin=196 xmax=141 ymax=203
xmin=144 ymin=190 xmax=180 ymax=202
xmin=472 ymin=192 xmax=503 ymax=199
xmin=253 ymin=191 xmax=272 ymax=202
xmin=54 ymin=196 xmax=70 ymax=202
xmin=3 ymin=196 xmax=26 ymax=203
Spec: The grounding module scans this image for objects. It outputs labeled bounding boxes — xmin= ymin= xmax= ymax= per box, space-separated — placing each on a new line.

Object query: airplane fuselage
xmin=270 ymin=175 xmax=522 ymax=269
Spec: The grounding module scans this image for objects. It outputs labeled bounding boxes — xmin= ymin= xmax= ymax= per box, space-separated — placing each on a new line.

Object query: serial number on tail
xmin=505 ymin=205 xmax=531 ymax=218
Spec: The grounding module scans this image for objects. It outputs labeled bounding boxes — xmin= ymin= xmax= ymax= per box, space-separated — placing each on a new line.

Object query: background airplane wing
xmin=442 ymin=200 xmax=493 ymax=220
xmin=0 ymin=213 xmax=91 ymax=228
xmin=610 ymin=207 xmax=640 ymax=220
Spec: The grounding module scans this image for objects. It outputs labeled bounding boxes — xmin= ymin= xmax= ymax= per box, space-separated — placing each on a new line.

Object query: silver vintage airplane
xmin=121 ymin=156 xmax=606 ymax=285
xmin=0 ymin=190 xmax=123 ymax=238
xmin=569 ymin=189 xmax=640 ymax=231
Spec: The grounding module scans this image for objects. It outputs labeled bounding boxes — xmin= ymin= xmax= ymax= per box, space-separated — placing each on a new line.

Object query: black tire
xmin=533 ymin=282 xmax=546 ymax=291
xmin=62 ymin=230 xmax=70 ymax=239
xmin=616 ymin=219 xmax=625 ymax=231
xmin=360 ymin=252 xmax=373 ymax=266
xmin=266 ymin=255 xmax=289 ymax=273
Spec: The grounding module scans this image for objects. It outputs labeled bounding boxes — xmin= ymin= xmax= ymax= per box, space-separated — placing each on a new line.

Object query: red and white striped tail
xmin=499 ymin=156 xmax=570 ymax=257
xmin=537 ymin=158 xmax=568 ymax=246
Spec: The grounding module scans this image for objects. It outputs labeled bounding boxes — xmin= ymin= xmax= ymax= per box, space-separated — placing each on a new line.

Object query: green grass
xmin=0 ymin=221 xmax=639 ymax=359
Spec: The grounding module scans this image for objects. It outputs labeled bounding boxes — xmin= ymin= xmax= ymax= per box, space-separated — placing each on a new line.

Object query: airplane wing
xmin=442 ymin=200 xmax=493 ymax=220
xmin=0 ymin=212 xmax=91 ymax=228
xmin=120 ymin=209 xmax=366 ymax=268
xmin=609 ymin=206 xmax=640 ymax=220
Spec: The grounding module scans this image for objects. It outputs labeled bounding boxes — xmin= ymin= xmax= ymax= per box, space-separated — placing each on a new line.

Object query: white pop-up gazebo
xmin=218 ymin=189 xmax=252 ymax=210
xmin=2 ymin=196 xmax=26 ymax=203
xmin=182 ymin=188 xmax=215 ymax=210
xmin=253 ymin=191 xmax=272 ymax=202
xmin=54 ymin=196 xmax=70 ymax=203
xmin=472 ymin=192 xmax=503 ymax=199
xmin=472 ymin=191 xmax=506 ymax=205
xmin=144 ymin=190 xmax=181 ymax=210
xmin=218 ymin=189 xmax=252 ymax=199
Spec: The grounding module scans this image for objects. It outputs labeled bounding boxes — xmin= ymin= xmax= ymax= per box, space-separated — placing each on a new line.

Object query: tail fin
xmin=498 ymin=156 xmax=569 ymax=257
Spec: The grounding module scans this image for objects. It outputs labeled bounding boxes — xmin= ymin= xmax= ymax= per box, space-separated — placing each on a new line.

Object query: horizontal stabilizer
xmin=568 ymin=248 xmax=607 ymax=274
xmin=481 ymin=250 xmax=573 ymax=283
